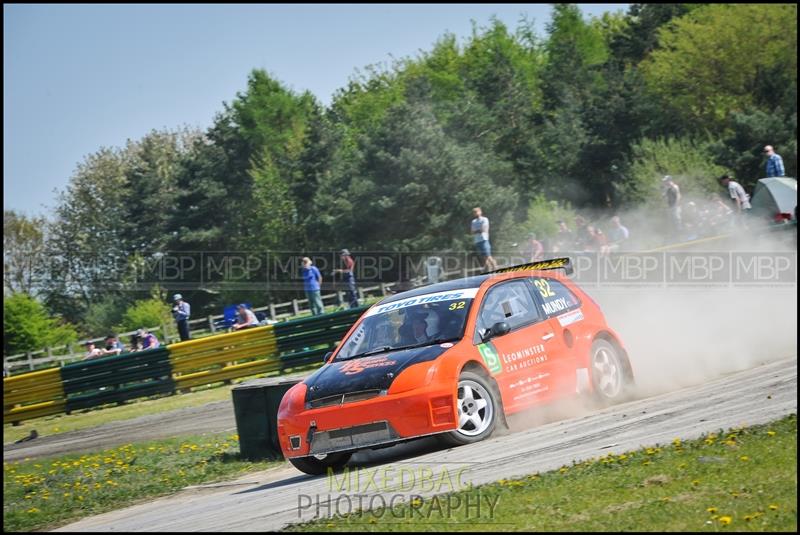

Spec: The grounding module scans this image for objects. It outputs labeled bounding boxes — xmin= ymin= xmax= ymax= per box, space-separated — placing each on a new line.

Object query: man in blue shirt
xmin=764 ymin=145 xmax=785 ymax=177
xmin=172 ymin=294 xmax=191 ymax=341
xmin=301 ymin=257 xmax=324 ymax=316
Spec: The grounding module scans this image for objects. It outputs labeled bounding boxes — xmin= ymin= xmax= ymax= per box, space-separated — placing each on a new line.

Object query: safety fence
xmin=3 ymin=307 xmax=367 ymax=425
xmin=3 ymin=282 xmax=417 ymax=375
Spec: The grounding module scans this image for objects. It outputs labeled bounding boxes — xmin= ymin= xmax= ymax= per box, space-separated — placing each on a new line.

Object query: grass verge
xmin=287 ymin=414 xmax=797 ymax=532
xmin=3 ymin=432 xmax=283 ymax=532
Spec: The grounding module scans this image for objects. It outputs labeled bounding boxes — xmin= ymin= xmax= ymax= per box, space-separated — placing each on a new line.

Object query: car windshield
xmin=334 ymin=289 xmax=477 ymax=361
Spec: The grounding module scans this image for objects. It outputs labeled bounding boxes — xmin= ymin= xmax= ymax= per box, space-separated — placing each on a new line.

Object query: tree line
xmin=4 ymin=4 xmax=797 ymax=353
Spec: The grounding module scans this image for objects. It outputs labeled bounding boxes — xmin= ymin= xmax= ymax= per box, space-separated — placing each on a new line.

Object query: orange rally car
xmin=278 ymin=257 xmax=634 ymax=475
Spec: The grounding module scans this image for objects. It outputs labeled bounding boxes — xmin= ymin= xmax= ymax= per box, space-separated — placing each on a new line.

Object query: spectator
xmin=470 ymin=207 xmax=498 ymax=271
xmin=573 ymin=215 xmax=592 ymax=250
xmin=334 ymin=249 xmax=360 ymax=308
xmin=719 ymin=174 xmax=751 ymax=227
xmin=300 ymin=257 xmax=324 ymax=316
xmin=233 ymin=304 xmax=259 ymax=330
xmin=553 ymin=220 xmax=574 ymax=253
xmin=764 ymin=145 xmax=786 ymax=177
xmin=83 ymin=341 xmax=105 ymax=361
xmin=172 ymin=294 xmax=191 ymax=341
xmin=586 ymin=225 xmax=609 ymax=254
xmin=137 ymin=328 xmax=160 ymax=349
xmin=521 ymin=232 xmax=545 ymax=262
xmin=607 ymin=216 xmax=630 ymax=251
xmin=425 ymin=256 xmax=442 ymax=284
xmin=662 ymin=175 xmax=682 ymax=235
xmin=129 ymin=333 xmax=143 ymax=352
xmin=103 ymin=334 xmax=124 ymax=356
xmin=704 ymin=193 xmax=734 ymax=233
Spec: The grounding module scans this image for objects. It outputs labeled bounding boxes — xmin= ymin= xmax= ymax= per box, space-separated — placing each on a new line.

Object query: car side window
xmin=475 ymin=281 xmax=541 ymax=342
xmin=531 ymin=277 xmax=581 ymax=317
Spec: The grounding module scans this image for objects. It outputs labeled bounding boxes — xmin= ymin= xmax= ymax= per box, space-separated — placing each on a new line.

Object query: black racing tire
xmin=439 ymin=370 xmax=502 ymax=447
xmin=589 ymin=339 xmax=632 ymax=405
xmin=288 ymin=451 xmax=352 ymax=476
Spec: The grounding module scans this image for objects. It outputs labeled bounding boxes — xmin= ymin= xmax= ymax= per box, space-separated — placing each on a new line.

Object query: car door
xmin=529 ymin=276 xmax=582 ymax=398
xmin=473 ymin=280 xmax=564 ymax=413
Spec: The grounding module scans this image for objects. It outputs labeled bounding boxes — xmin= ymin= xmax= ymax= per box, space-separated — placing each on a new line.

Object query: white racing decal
xmin=542 ymin=297 xmax=569 ymax=315
xmin=365 ymin=288 xmax=479 ymax=317
xmin=557 ymin=308 xmax=584 ymax=327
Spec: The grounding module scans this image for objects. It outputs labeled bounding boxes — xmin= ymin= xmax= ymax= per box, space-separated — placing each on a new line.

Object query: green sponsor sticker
xmin=478 ymin=342 xmax=502 ymax=374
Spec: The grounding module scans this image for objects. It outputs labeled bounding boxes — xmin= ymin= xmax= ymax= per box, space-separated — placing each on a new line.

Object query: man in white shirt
xmin=471 ymin=207 xmax=498 ymax=271
xmin=233 ymin=304 xmax=260 ymax=330
xmin=719 ymin=174 xmax=751 ymax=228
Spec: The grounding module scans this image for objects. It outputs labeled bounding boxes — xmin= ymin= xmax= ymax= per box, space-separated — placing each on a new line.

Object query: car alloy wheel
xmin=591 ymin=340 xmax=625 ymax=401
xmin=457 ymin=378 xmax=494 ymax=436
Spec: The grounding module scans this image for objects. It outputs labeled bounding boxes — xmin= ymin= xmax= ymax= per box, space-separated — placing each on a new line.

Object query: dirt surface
xmin=3 ymin=400 xmax=237 ymax=462
xmin=54 ymin=356 xmax=797 ymax=532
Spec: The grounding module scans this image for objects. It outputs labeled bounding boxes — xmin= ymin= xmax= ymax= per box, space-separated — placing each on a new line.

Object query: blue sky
xmin=4 ymin=4 xmax=629 ymax=216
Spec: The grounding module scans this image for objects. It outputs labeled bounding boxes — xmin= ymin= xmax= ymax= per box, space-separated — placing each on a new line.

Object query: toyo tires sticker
xmin=478 ymin=342 xmax=502 ymax=375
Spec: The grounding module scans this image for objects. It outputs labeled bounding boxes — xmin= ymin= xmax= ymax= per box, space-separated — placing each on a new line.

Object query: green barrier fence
xmin=3 ymin=306 xmax=368 ymax=424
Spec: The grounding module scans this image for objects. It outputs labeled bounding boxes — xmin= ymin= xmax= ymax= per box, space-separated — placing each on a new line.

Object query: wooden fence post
xmin=27 ymin=351 xmax=33 ymax=371
xmin=291 ymin=299 xmax=300 ymax=316
xmin=209 ymin=315 xmax=216 ymax=333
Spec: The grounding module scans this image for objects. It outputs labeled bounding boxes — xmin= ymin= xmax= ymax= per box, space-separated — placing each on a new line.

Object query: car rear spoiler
xmin=488 ymin=257 xmax=574 ymax=276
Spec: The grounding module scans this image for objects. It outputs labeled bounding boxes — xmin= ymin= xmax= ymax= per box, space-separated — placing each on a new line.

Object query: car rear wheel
xmin=440 ymin=370 xmax=500 ymax=446
xmin=590 ymin=339 xmax=631 ymax=404
xmin=288 ymin=451 xmax=352 ymax=476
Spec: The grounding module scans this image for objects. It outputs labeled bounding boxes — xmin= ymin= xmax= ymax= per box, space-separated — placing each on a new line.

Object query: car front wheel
xmin=288 ymin=451 xmax=352 ymax=476
xmin=440 ymin=370 xmax=500 ymax=446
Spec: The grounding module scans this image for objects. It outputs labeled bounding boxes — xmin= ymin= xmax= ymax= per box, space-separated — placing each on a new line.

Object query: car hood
xmin=304 ymin=344 xmax=450 ymax=404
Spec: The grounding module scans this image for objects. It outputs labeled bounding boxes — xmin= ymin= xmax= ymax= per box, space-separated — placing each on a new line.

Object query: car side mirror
xmin=322 ymin=351 xmax=333 ymax=364
xmin=483 ymin=321 xmax=511 ymax=341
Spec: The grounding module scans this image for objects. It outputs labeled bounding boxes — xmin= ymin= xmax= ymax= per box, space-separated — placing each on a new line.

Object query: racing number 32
xmin=534 ymin=279 xmax=555 ymax=298
xmin=449 ymin=301 xmax=466 ymax=311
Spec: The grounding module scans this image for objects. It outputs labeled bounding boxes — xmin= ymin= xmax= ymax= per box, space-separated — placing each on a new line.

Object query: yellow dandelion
xmin=739 ymin=456 xmax=749 ymax=462
xmin=707 ymin=507 xmax=718 ymax=514
xmin=767 ymin=431 xmax=776 ymax=436
xmin=744 ymin=515 xmax=753 ymax=521
xmin=768 ymin=504 xmax=778 ymax=511
xmin=692 ymin=480 xmax=700 ymax=486
xmin=27 ymin=507 xmax=40 ymax=513
xmin=719 ymin=516 xmax=732 ymax=525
